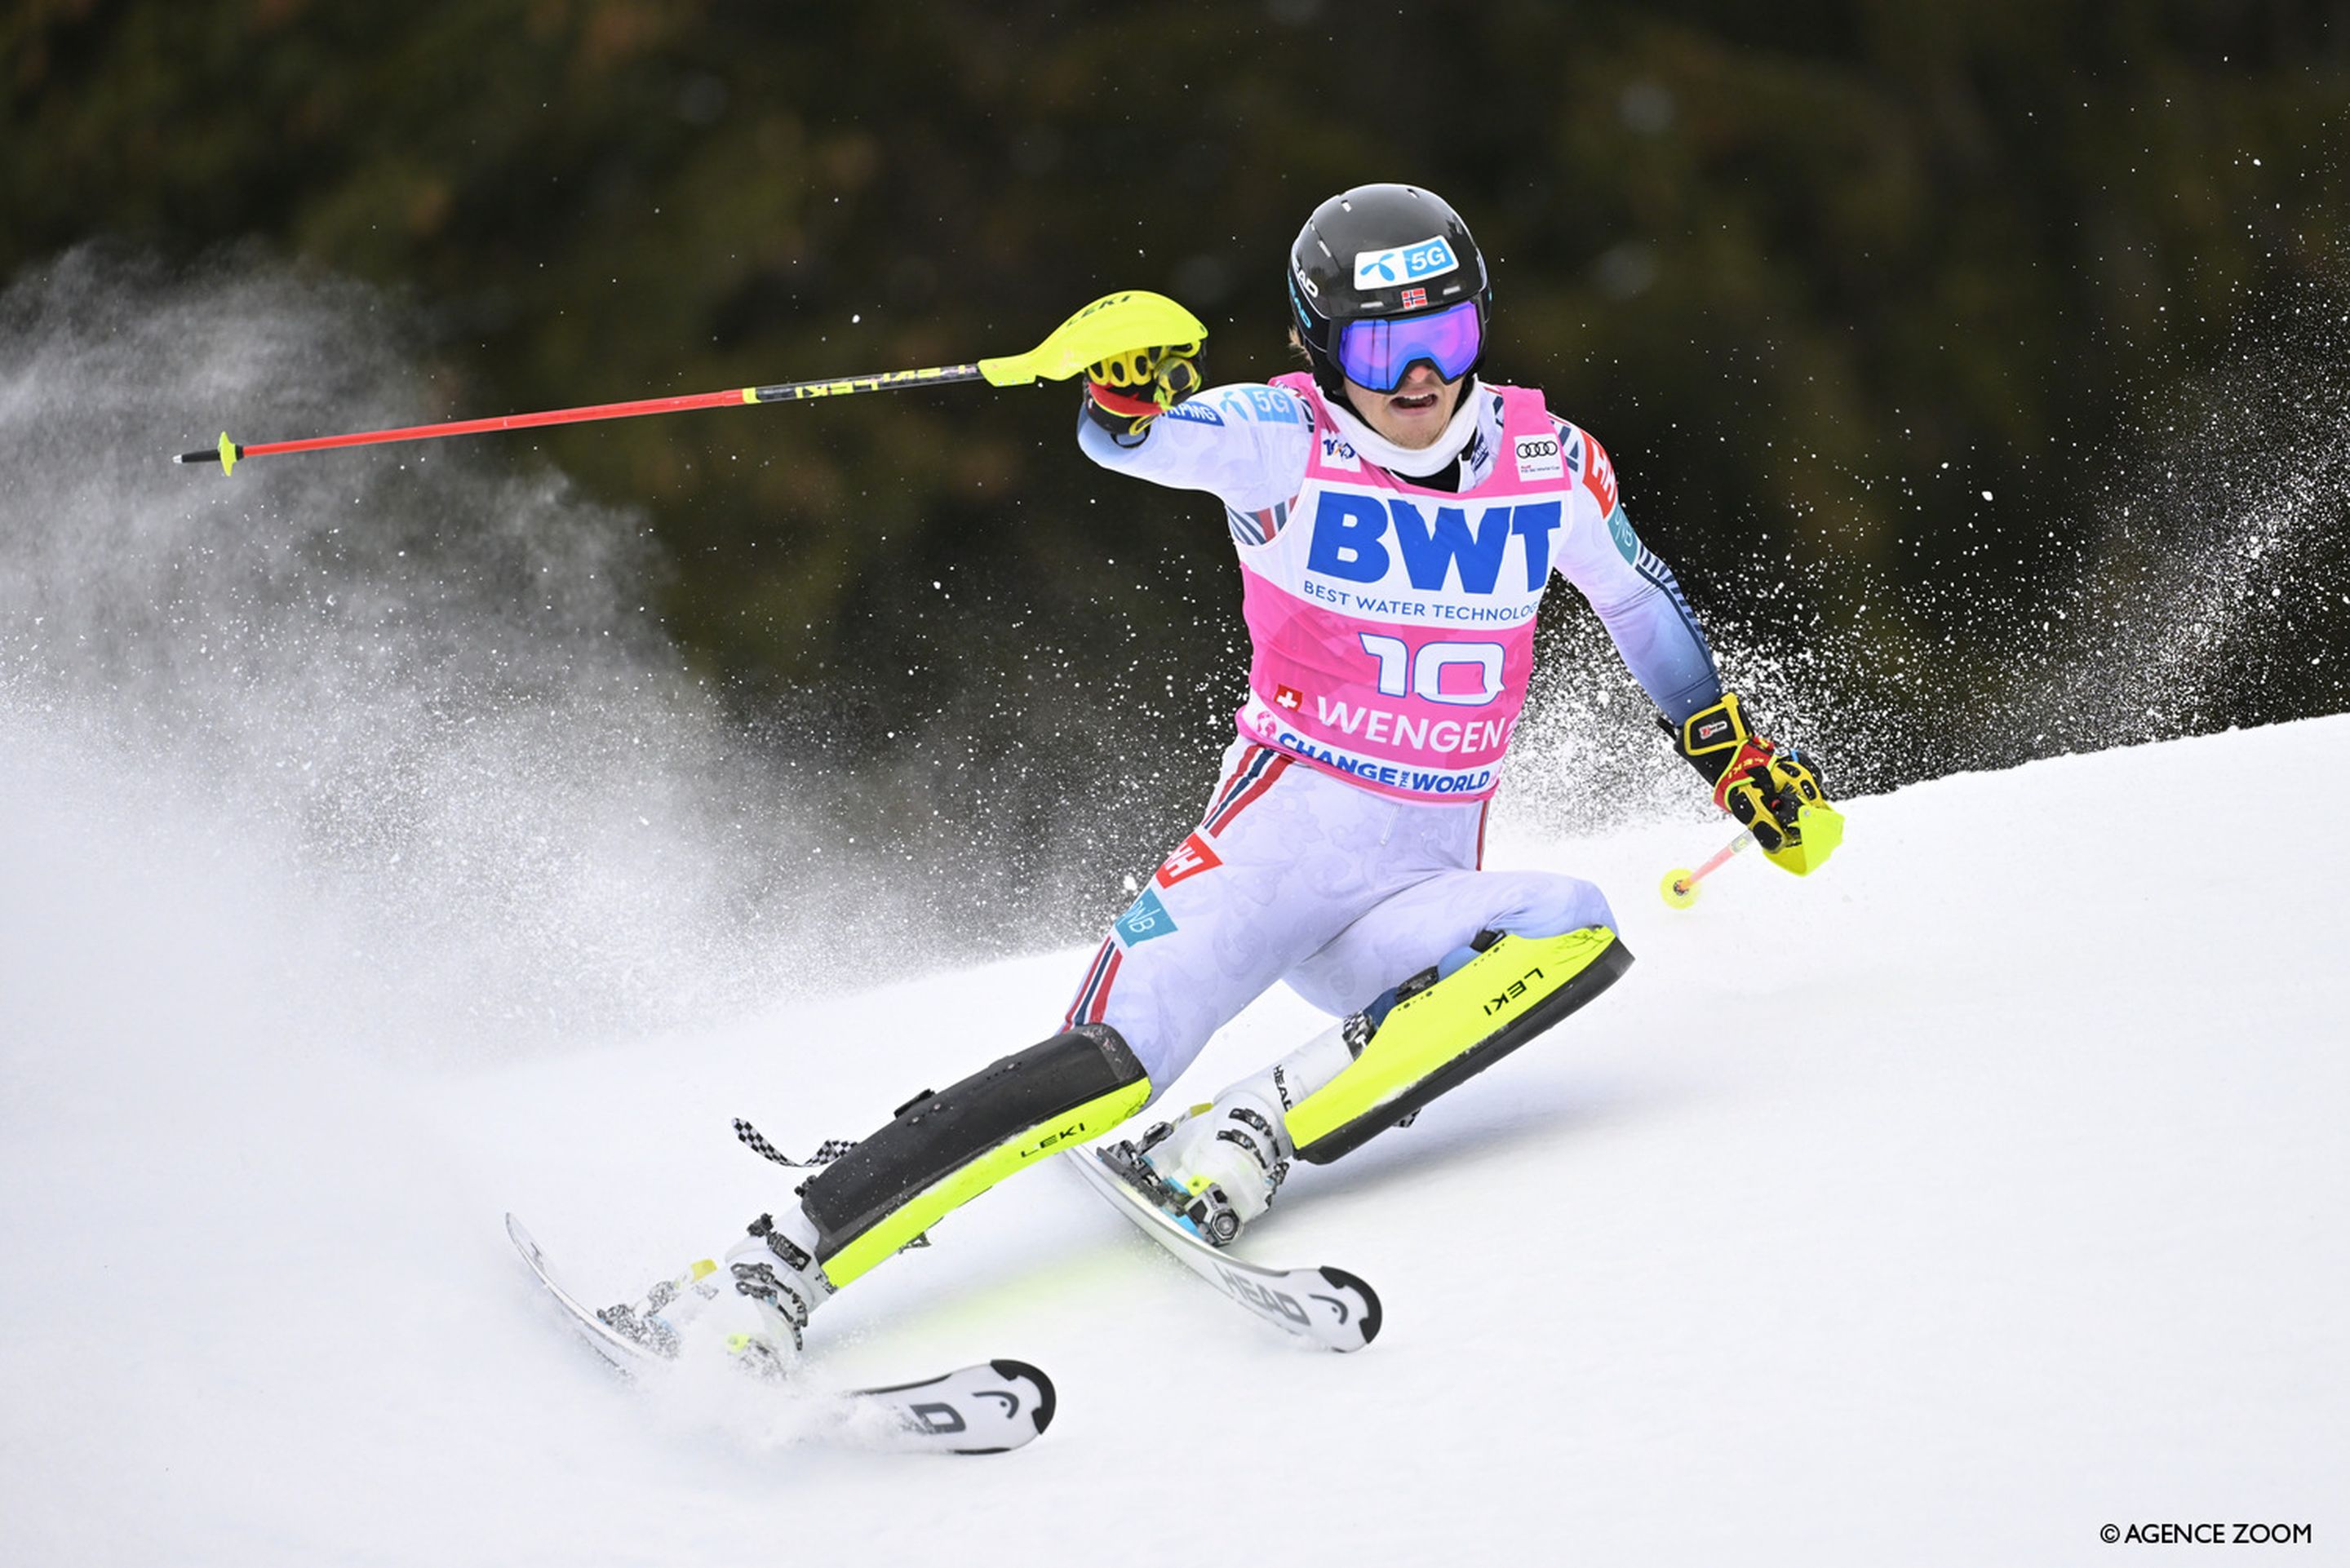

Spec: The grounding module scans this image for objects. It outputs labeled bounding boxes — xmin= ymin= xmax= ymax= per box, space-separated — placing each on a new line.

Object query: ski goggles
xmin=1332 ymin=299 xmax=1483 ymax=392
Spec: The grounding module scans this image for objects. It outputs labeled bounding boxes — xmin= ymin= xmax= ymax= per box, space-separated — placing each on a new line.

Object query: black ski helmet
xmin=1288 ymin=183 xmax=1492 ymax=399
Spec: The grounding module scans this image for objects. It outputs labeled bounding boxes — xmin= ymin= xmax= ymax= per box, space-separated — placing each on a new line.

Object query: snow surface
xmin=4 ymin=713 xmax=2343 ymax=1567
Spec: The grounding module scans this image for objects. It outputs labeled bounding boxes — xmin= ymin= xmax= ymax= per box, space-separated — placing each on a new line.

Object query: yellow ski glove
xmin=1081 ymin=341 xmax=1206 ymax=437
xmin=1667 ymin=693 xmax=1842 ymax=875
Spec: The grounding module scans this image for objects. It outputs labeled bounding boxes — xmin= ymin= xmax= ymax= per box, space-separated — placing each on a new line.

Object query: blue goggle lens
xmin=1333 ymin=299 xmax=1483 ymax=392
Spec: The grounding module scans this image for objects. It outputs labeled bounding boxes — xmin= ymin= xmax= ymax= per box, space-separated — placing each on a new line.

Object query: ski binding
xmin=504 ymin=1213 xmax=1054 ymax=1455
xmin=1063 ymin=1145 xmax=1381 ymax=1352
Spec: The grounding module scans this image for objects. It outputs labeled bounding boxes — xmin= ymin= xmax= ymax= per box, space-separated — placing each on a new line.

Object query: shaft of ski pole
xmin=1660 ymin=827 xmax=1754 ymax=909
xmin=171 ymin=364 xmax=986 ymax=476
xmin=171 ymin=288 xmax=1213 ymax=476
xmin=1687 ymin=830 xmax=1752 ymax=884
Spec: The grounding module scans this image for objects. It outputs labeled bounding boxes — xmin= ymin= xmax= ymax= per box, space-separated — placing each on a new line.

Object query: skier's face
xmin=1343 ymin=360 xmax=1465 ymax=450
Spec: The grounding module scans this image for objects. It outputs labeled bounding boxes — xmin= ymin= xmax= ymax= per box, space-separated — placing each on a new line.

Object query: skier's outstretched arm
xmin=1545 ymin=420 xmax=1723 ymax=724
xmin=1549 ymin=418 xmax=1837 ymax=871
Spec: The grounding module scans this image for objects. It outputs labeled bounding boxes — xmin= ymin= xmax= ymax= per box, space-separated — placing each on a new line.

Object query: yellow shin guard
xmin=1285 ymin=928 xmax=1633 ymax=1165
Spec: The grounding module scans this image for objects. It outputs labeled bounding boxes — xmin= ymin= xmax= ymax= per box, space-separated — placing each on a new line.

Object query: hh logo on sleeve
xmin=1582 ymin=433 xmax=1620 ymax=516
xmin=1154 ymin=833 xmax=1223 ymax=888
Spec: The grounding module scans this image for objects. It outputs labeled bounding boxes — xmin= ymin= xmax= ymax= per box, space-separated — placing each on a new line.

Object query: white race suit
xmin=1062 ymin=374 xmax=1723 ymax=1094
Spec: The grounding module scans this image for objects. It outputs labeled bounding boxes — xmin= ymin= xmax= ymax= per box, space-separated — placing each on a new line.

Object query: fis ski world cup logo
xmin=1353 ymin=237 xmax=1459 ymax=290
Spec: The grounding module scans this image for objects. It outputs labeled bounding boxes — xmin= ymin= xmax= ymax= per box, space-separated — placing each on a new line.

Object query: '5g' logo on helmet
xmin=1352 ymin=237 xmax=1460 ymax=289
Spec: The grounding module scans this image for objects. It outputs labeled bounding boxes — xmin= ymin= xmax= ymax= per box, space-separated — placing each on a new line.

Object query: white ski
xmin=504 ymin=1214 xmax=1054 ymax=1455
xmin=1063 ymin=1147 xmax=1382 ymax=1352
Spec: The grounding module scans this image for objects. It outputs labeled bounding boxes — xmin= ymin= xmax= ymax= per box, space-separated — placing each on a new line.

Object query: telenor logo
xmin=1353 ymin=237 xmax=1459 ymax=289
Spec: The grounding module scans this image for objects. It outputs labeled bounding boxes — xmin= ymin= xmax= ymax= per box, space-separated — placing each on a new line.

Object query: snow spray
xmin=0 ymin=249 xmax=979 ymax=1048
xmin=1503 ymin=268 xmax=2350 ymax=844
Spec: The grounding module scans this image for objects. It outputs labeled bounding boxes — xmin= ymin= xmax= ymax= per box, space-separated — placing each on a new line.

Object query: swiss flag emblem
xmin=1275 ymin=684 xmax=1304 ymax=711
xmin=1155 ymin=832 xmax=1223 ymax=888
xmin=1583 ymin=432 xmax=1621 ymax=516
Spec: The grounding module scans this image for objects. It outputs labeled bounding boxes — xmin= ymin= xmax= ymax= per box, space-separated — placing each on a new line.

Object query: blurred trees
xmin=7 ymin=0 xmax=2346 ymax=795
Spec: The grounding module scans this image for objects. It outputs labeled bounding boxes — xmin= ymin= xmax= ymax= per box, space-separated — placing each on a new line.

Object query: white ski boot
xmin=597 ymin=1207 xmax=834 ymax=1376
xmin=717 ymin=1207 xmax=835 ymax=1371
xmin=1115 ymin=994 xmax=1401 ymax=1246
xmin=1128 ymin=1083 xmax=1294 ymax=1247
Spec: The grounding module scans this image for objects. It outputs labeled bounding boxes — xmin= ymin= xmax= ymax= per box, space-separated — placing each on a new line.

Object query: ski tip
xmin=990 ymin=1358 xmax=1058 ymax=1435
xmin=504 ymin=1213 xmax=552 ymax=1272
xmin=1319 ymin=1265 xmax=1382 ymax=1348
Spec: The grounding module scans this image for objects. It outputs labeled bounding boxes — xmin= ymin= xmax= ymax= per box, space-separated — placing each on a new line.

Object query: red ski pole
xmin=173 ymin=367 xmax=982 ymax=475
xmin=1659 ymin=828 xmax=1754 ymax=909
xmin=171 ymin=290 xmax=1207 ymax=475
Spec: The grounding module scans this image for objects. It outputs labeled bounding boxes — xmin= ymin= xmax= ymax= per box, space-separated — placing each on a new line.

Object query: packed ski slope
xmin=3 ymin=713 xmax=2341 ymax=1567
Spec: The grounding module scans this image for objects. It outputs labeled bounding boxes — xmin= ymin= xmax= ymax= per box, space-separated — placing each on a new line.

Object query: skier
xmin=601 ymin=184 xmax=1835 ymax=1365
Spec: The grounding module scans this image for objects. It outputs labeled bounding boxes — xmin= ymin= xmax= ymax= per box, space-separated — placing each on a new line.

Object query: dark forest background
xmin=7 ymin=0 xmax=2348 ymax=874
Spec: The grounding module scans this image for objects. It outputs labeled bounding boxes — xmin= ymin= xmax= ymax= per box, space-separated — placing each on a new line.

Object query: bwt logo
xmin=1307 ymin=492 xmax=1562 ymax=594
xmin=1352 ymin=237 xmax=1459 ymax=288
